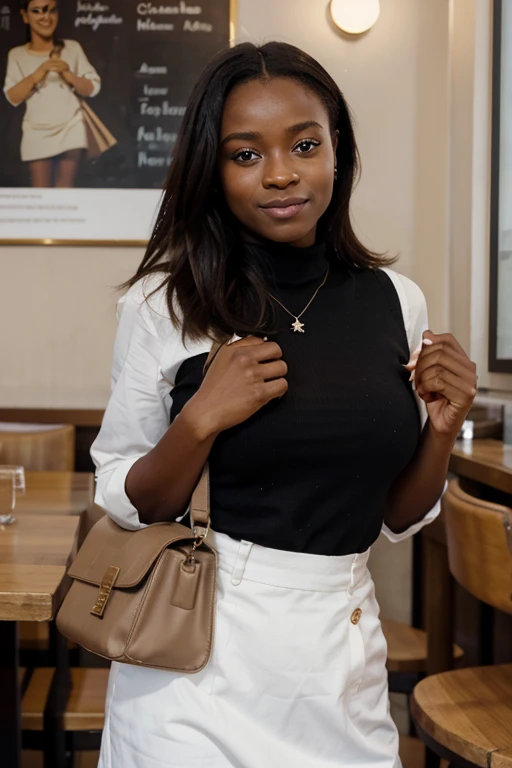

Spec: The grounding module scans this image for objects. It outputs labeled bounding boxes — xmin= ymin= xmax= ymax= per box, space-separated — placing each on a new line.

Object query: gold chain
xmin=265 ymin=265 xmax=330 ymax=333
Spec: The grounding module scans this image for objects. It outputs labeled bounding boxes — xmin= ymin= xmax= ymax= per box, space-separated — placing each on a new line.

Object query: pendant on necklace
xmin=291 ymin=318 xmax=305 ymax=333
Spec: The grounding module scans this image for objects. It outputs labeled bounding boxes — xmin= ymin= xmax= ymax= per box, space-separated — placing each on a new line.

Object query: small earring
xmin=334 ymin=165 xmax=338 ymax=181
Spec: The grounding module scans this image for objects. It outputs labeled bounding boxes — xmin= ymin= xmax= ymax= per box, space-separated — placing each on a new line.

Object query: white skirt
xmin=98 ymin=530 xmax=402 ymax=768
xmin=21 ymin=110 xmax=87 ymax=162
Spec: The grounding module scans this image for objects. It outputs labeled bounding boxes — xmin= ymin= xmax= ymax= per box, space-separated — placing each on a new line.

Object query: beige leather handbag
xmin=56 ymin=464 xmax=216 ymax=673
xmin=80 ymin=99 xmax=117 ymax=158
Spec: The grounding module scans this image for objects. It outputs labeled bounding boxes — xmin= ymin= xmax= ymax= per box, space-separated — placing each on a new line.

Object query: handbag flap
xmin=67 ymin=515 xmax=196 ymax=588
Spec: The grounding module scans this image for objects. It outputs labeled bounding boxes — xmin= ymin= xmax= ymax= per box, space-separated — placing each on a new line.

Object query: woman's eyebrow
xmin=220 ymin=120 xmax=324 ymax=149
xmin=220 ymin=131 xmax=259 ymax=148
xmin=286 ymin=120 xmax=324 ymax=134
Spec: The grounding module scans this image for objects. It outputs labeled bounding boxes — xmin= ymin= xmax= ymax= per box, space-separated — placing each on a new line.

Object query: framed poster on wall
xmin=0 ymin=0 xmax=234 ymax=244
xmin=490 ymin=0 xmax=512 ymax=372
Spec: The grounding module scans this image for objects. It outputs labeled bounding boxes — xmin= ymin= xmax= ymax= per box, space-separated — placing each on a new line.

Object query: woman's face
xmin=22 ymin=1 xmax=59 ymax=40
xmin=218 ymin=77 xmax=337 ymax=249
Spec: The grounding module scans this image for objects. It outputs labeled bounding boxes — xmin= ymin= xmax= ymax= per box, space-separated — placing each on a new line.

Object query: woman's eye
xmin=232 ymin=150 xmax=260 ymax=163
xmin=294 ymin=140 xmax=320 ymax=154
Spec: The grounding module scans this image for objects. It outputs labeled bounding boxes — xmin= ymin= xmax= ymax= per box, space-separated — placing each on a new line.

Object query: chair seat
xmin=22 ymin=668 xmax=109 ymax=732
xmin=411 ymin=663 xmax=512 ymax=767
xmin=382 ymin=619 xmax=464 ymax=673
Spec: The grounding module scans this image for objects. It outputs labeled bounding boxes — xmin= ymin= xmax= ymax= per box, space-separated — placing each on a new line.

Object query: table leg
xmin=43 ymin=622 xmax=71 ymax=768
xmin=0 ymin=621 xmax=21 ymax=768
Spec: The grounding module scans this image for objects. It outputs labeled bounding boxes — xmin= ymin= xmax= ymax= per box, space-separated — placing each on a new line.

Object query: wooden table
xmin=0 ymin=507 xmax=82 ymax=767
xmin=17 ymin=471 xmax=95 ymax=516
xmin=0 ymin=514 xmax=80 ymax=621
xmin=450 ymin=438 xmax=512 ymax=494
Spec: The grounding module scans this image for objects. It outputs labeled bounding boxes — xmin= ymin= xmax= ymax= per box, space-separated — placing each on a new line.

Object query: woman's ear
xmin=20 ymin=9 xmax=28 ymax=24
xmin=332 ymin=129 xmax=339 ymax=160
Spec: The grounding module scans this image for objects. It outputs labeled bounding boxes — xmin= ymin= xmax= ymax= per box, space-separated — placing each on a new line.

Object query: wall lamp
xmin=330 ymin=0 xmax=380 ymax=35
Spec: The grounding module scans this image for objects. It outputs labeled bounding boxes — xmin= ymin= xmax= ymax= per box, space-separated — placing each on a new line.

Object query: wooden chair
xmin=383 ymin=619 xmax=463 ymax=676
xmin=0 ymin=423 xmax=75 ymax=471
xmin=411 ymin=478 xmax=512 ymax=767
xmin=0 ymin=423 xmax=76 ymax=656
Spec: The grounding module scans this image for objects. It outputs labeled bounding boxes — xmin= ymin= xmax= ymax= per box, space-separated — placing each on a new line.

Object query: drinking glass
xmin=0 ymin=465 xmax=26 ymax=525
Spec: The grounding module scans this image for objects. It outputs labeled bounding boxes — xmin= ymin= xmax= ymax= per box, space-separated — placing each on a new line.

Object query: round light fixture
xmin=330 ymin=0 xmax=380 ymax=35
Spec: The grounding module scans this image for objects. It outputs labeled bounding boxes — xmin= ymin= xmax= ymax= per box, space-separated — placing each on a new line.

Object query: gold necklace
xmin=265 ymin=265 xmax=330 ymax=333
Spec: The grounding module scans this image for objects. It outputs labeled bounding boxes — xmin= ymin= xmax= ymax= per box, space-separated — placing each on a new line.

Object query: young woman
xmin=91 ymin=42 xmax=477 ymax=768
xmin=3 ymin=0 xmax=101 ymax=187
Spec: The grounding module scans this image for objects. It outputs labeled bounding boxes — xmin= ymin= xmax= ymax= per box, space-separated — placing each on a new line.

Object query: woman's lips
xmin=260 ymin=201 xmax=309 ymax=220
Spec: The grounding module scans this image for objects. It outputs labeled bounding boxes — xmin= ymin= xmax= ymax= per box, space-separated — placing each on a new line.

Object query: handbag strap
xmin=190 ymin=339 xmax=230 ymax=541
xmin=190 ymin=463 xmax=210 ymax=540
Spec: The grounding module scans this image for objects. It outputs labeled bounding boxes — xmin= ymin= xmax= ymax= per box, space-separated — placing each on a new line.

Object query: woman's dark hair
xmin=127 ymin=41 xmax=394 ymax=343
xmin=50 ymin=39 xmax=64 ymax=55
xmin=21 ymin=0 xmax=58 ymax=10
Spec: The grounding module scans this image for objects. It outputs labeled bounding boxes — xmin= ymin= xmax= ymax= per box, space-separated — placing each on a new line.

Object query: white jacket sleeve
xmin=379 ymin=269 xmax=445 ymax=542
xmin=3 ymin=49 xmax=23 ymax=105
xmin=91 ymin=279 xmax=171 ymax=530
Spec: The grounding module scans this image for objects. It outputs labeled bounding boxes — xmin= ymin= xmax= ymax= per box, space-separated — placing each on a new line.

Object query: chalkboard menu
xmin=0 ymin=0 xmax=231 ymax=190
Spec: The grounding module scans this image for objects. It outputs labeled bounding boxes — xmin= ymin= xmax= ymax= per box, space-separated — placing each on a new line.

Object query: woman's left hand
xmin=48 ymin=59 xmax=69 ymax=74
xmin=408 ymin=330 xmax=477 ymax=439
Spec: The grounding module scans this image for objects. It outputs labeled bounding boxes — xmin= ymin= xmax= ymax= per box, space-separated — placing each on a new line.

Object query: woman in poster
xmin=3 ymin=0 xmax=102 ymax=187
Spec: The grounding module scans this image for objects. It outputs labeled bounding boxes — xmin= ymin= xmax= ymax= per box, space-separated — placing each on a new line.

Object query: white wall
xmin=0 ymin=247 xmax=141 ymax=408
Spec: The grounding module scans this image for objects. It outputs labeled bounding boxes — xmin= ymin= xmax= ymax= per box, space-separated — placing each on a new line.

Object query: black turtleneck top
xmin=170 ymin=241 xmax=421 ymax=556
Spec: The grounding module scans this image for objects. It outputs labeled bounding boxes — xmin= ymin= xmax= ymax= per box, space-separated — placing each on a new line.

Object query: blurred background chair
xmin=0 ymin=423 xmax=75 ymax=471
xmin=384 ymin=619 xmax=463 ymax=679
xmin=411 ymin=478 xmax=512 ymax=767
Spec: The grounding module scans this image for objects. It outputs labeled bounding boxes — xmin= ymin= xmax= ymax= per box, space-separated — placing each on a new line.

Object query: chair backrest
xmin=443 ymin=478 xmax=512 ymax=615
xmin=0 ymin=424 xmax=75 ymax=471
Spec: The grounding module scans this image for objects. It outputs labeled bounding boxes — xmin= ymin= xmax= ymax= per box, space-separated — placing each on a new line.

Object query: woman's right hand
xmin=183 ymin=335 xmax=288 ymax=438
xmin=32 ymin=58 xmax=68 ymax=85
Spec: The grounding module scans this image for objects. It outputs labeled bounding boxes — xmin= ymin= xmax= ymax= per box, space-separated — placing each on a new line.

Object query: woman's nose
xmin=262 ymin=155 xmax=299 ymax=189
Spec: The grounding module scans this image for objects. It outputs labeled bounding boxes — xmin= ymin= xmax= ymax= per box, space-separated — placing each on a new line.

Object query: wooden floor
xmin=22 ymin=738 xmax=449 ymax=768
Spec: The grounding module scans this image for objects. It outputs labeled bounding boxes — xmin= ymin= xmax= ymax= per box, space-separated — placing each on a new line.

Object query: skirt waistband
xmin=206 ymin=529 xmax=370 ymax=593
